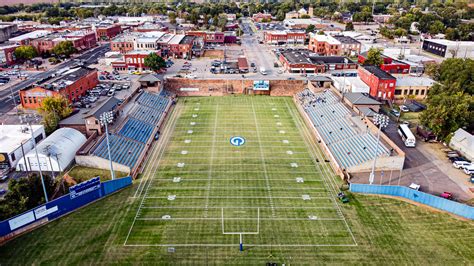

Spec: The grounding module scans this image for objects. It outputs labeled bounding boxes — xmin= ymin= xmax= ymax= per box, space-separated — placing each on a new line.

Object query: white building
xmin=0 ymin=125 xmax=45 ymax=171
xmin=422 ymin=39 xmax=474 ymax=59
xmin=449 ymin=129 xmax=474 ymax=162
xmin=332 ymin=76 xmax=370 ymax=94
xmin=16 ymin=128 xmax=86 ymax=172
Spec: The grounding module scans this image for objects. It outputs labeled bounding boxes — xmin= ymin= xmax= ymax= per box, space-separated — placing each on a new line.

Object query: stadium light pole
xmin=100 ymin=111 xmax=115 ymax=180
xmin=25 ymin=119 xmax=49 ymax=203
xmin=369 ymin=114 xmax=389 ymax=185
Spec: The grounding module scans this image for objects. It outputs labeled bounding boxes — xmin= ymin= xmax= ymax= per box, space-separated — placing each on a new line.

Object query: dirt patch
xmin=203 ymin=50 xmax=224 ymax=59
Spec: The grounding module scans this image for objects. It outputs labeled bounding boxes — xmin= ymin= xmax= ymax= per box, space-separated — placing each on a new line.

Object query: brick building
xmin=263 ymin=31 xmax=306 ymax=46
xmin=252 ymin=12 xmax=272 ymax=22
xmin=358 ymin=52 xmax=410 ymax=75
xmin=0 ymin=44 xmax=19 ymax=66
xmin=31 ymin=31 xmax=97 ymax=54
xmin=309 ymin=33 xmax=361 ymax=56
xmin=186 ymin=31 xmax=224 ymax=44
xmin=358 ymin=65 xmax=396 ymax=100
xmin=96 ymin=24 xmax=121 ymax=41
xmin=20 ymin=67 xmax=98 ymax=109
xmin=279 ymin=49 xmax=357 ymax=73
xmin=111 ymin=50 xmax=162 ymax=72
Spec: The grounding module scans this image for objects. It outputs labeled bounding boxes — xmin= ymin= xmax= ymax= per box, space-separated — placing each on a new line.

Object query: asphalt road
xmin=0 ymin=44 xmax=110 ymax=115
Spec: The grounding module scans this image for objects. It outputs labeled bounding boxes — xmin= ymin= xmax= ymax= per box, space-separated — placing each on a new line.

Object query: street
xmin=0 ymin=44 xmax=110 ymax=115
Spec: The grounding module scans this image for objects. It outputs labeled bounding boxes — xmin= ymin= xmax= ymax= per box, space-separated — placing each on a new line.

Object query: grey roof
xmin=358 ymin=106 xmax=377 ymax=117
xmin=139 ymin=73 xmax=161 ymax=82
xmin=362 ymin=65 xmax=395 ymax=80
xmin=344 ymin=93 xmax=381 ymax=105
xmin=86 ymin=97 xmax=121 ymax=119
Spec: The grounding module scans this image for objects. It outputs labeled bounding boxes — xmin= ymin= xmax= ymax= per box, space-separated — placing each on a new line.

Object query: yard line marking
xmin=140 ymin=206 xmax=335 ymax=209
xmin=143 ymin=196 xmax=331 ymax=199
xmin=147 ymin=187 xmax=327 ymax=190
xmin=251 ymin=100 xmax=275 ymax=217
xmin=204 ymin=104 xmax=219 ymax=218
xmin=136 ymin=217 xmax=344 ymax=221
xmin=124 ymin=244 xmax=358 ymax=247
xmin=124 ymin=99 xmax=182 ymax=246
xmin=285 ymin=100 xmax=358 ymax=246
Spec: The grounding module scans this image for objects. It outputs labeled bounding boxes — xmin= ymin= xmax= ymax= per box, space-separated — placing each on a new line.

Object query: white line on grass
xmin=124 ymin=243 xmax=358 ymax=247
xmin=123 ymin=100 xmax=182 ymax=246
xmin=204 ymin=104 xmax=219 ymax=218
xmin=136 ymin=217 xmax=344 ymax=221
xmin=250 ymin=100 xmax=276 ymax=217
xmin=285 ymin=100 xmax=358 ymax=246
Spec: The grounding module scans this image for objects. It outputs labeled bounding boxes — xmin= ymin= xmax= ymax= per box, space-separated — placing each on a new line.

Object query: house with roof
xmin=450 ymin=129 xmax=474 ymax=161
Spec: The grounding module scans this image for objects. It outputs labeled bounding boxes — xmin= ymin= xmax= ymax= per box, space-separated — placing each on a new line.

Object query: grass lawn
xmin=0 ymin=96 xmax=472 ymax=264
xmin=66 ymin=166 xmax=128 ymax=183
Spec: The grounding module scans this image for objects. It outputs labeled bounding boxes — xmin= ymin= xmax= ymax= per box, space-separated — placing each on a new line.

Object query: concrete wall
xmin=75 ymin=155 xmax=130 ymax=174
xmin=164 ymin=78 xmax=306 ymax=97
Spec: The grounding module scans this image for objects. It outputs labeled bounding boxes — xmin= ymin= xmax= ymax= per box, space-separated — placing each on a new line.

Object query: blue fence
xmin=350 ymin=183 xmax=474 ymax=220
xmin=0 ymin=176 xmax=132 ymax=241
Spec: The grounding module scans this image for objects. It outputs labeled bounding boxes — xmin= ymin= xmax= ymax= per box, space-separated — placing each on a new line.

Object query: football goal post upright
xmin=221 ymin=207 xmax=260 ymax=252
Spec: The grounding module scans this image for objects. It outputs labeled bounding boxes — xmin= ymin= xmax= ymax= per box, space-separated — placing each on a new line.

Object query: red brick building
xmin=358 ymin=65 xmax=396 ymax=100
xmin=31 ymin=31 xmax=97 ymax=54
xmin=358 ymin=52 xmax=410 ymax=75
xmin=252 ymin=12 xmax=272 ymax=22
xmin=96 ymin=24 xmax=122 ymax=41
xmin=0 ymin=44 xmax=19 ymax=66
xmin=110 ymin=35 xmax=136 ymax=54
xmin=112 ymin=50 xmax=162 ymax=72
xmin=20 ymin=67 xmax=98 ymax=109
xmin=279 ymin=49 xmax=357 ymax=73
xmin=187 ymin=31 xmax=224 ymax=44
xmin=264 ymin=31 xmax=306 ymax=45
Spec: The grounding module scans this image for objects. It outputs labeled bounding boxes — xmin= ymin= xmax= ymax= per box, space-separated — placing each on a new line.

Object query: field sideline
xmin=0 ymin=96 xmax=472 ymax=264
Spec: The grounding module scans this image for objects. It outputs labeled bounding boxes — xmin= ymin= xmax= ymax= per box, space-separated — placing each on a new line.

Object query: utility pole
xmin=100 ymin=111 xmax=115 ymax=180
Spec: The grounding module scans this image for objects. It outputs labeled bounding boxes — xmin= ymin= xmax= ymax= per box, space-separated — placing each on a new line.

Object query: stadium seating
xmin=92 ymin=134 xmax=144 ymax=168
xmin=92 ymin=92 xmax=171 ymax=169
xmin=118 ymin=118 xmax=154 ymax=143
xmin=297 ymin=89 xmax=390 ymax=169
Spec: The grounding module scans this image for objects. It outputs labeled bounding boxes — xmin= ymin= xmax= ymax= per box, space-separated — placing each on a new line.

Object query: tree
xmin=305 ymin=24 xmax=315 ymax=33
xmin=144 ymin=53 xmax=167 ymax=72
xmin=363 ymin=48 xmax=384 ymax=67
xmin=345 ymin=22 xmax=354 ymax=31
xmin=429 ymin=20 xmax=445 ymax=35
xmin=52 ymin=41 xmax=76 ymax=57
xmin=38 ymin=95 xmax=72 ymax=134
xmin=217 ymin=13 xmax=228 ymax=31
xmin=420 ymin=91 xmax=473 ymax=141
xmin=14 ymin=45 xmax=37 ymax=61
xmin=445 ymin=27 xmax=460 ymax=41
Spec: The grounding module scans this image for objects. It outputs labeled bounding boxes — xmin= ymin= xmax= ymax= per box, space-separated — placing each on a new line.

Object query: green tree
xmin=420 ymin=91 xmax=473 ymax=141
xmin=445 ymin=27 xmax=460 ymax=40
xmin=14 ymin=45 xmax=37 ymax=61
xmin=363 ymin=48 xmax=384 ymax=67
xmin=0 ymin=174 xmax=56 ymax=220
xmin=305 ymin=24 xmax=315 ymax=33
xmin=38 ymin=95 xmax=72 ymax=134
xmin=345 ymin=22 xmax=354 ymax=31
xmin=216 ymin=13 xmax=228 ymax=31
xmin=52 ymin=41 xmax=76 ymax=57
xmin=429 ymin=20 xmax=445 ymax=35
xmin=144 ymin=53 xmax=167 ymax=72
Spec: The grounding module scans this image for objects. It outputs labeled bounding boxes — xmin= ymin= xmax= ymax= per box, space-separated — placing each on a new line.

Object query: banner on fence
xmin=69 ymin=176 xmax=101 ymax=199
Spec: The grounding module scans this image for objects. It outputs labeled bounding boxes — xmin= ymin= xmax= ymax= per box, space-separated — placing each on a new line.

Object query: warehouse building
xmin=15 ymin=128 xmax=86 ymax=172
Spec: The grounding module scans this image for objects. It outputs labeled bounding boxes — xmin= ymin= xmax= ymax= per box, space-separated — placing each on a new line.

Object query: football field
xmin=125 ymin=96 xmax=356 ymax=248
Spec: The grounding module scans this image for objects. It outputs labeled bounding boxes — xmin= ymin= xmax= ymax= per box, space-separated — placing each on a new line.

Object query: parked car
xmin=185 ymin=74 xmax=197 ymax=79
xmin=0 ymin=168 xmax=9 ymax=182
xmin=390 ymin=109 xmax=400 ymax=117
xmin=440 ymin=192 xmax=453 ymax=200
xmin=453 ymin=161 xmax=471 ymax=169
xmin=409 ymin=183 xmax=420 ymax=191
xmin=463 ymin=165 xmax=474 ymax=175
xmin=0 ymin=188 xmax=6 ymax=196
xmin=399 ymin=105 xmax=410 ymax=112
xmin=87 ymin=96 xmax=98 ymax=103
xmin=449 ymin=156 xmax=469 ymax=163
xmin=107 ymin=89 xmax=115 ymax=96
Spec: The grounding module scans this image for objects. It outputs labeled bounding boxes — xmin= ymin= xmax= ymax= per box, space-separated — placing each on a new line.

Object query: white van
xmin=260 ymin=67 xmax=267 ymax=75
xmin=463 ymin=165 xmax=474 ymax=175
xmin=453 ymin=161 xmax=471 ymax=169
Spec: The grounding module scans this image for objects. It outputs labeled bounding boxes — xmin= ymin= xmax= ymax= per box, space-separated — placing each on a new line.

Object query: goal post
xmin=221 ymin=207 xmax=260 ymax=251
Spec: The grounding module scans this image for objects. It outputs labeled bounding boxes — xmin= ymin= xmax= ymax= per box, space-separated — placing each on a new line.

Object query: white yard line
xmin=250 ymin=100 xmax=277 ymax=217
xmin=204 ymin=104 xmax=219 ymax=217
xmin=136 ymin=217 xmax=344 ymax=221
xmin=285 ymin=100 xmax=358 ymax=246
xmin=123 ymin=101 xmax=182 ymax=246
xmin=124 ymin=243 xmax=358 ymax=247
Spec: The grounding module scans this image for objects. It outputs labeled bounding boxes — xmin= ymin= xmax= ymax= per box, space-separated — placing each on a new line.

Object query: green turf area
xmin=67 ymin=166 xmax=128 ymax=183
xmin=0 ymin=96 xmax=472 ymax=264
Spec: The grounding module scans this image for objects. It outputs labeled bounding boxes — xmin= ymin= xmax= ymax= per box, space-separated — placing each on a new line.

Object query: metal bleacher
xmin=297 ymin=89 xmax=390 ymax=170
xmin=92 ymin=134 xmax=144 ymax=168
xmin=92 ymin=92 xmax=170 ymax=169
xmin=117 ymin=118 xmax=154 ymax=143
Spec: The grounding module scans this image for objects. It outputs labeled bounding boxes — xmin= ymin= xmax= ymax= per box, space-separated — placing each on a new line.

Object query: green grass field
xmin=0 ymin=96 xmax=472 ymax=264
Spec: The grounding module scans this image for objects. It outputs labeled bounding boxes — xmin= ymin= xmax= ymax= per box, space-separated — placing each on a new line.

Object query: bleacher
xmin=118 ymin=118 xmax=154 ymax=143
xmin=92 ymin=134 xmax=144 ymax=168
xmin=297 ymin=89 xmax=390 ymax=170
xmin=91 ymin=92 xmax=171 ymax=170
